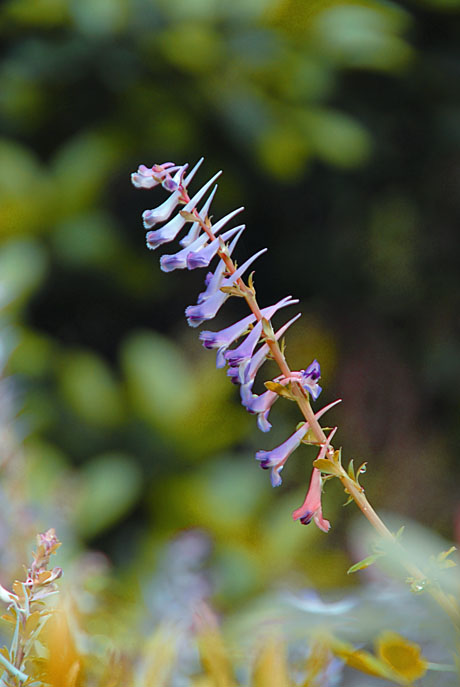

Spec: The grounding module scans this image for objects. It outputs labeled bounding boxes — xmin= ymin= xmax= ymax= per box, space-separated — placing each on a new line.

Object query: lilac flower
xmin=142 ymin=161 xmax=201 ymax=227
xmin=224 ymin=321 xmax=262 ymax=367
xmin=146 ymin=170 xmax=221 ymax=249
xmin=256 ymin=424 xmax=309 ymax=487
xmin=237 ymin=313 xmax=302 ymax=385
xmin=292 ymin=427 xmax=337 ymax=532
xmin=199 ymin=296 xmax=298 ymax=366
xmin=160 ymin=226 xmax=243 ymax=273
xmin=196 ymin=228 xmax=245 ymax=305
xmin=301 ymin=359 xmax=322 ymax=400
xmin=256 ymin=403 xmax=340 ymax=487
xmin=179 ymin=185 xmax=218 ymax=248
xmin=160 ymin=231 xmax=209 ymax=273
xmin=185 ymin=248 xmax=267 ymax=327
xmin=240 ymin=384 xmax=278 ymax=432
xmin=131 ymin=162 xmax=177 ymax=189
xmin=187 ymin=222 xmax=245 ymax=269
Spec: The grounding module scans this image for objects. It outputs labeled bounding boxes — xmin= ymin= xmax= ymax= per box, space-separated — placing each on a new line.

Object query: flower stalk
xmin=132 ymin=160 xmax=460 ymax=627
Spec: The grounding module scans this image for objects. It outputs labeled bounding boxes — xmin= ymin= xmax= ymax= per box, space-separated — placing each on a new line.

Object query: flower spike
xmin=132 ymin=157 xmax=343 ymax=532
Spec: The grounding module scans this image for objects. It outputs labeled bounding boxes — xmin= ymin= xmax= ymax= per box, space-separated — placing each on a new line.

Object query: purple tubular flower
xmin=160 ymin=226 xmax=242 ymax=273
xmin=142 ymin=160 xmax=202 ymax=228
xmin=199 ymin=296 xmax=298 ymax=367
xmin=185 ymin=248 xmax=267 ymax=327
xmin=196 ymin=228 xmax=245 ymax=305
xmin=237 ymin=313 xmax=302 ymax=385
xmin=187 ymin=224 xmax=245 ymax=270
xmin=254 ymin=399 xmax=341 ymax=487
xmin=255 ymin=423 xmax=309 ymax=487
xmin=301 ymin=359 xmax=322 ymax=400
xmin=224 ymin=320 xmax=262 ymax=367
xmin=240 ymin=384 xmax=278 ymax=432
xmin=186 ymin=207 xmax=245 ymax=269
xmin=160 ymin=232 xmax=209 ymax=273
xmin=179 ymin=185 xmax=218 ymax=248
xmin=146 ymin=170 xmax=221 ymax=250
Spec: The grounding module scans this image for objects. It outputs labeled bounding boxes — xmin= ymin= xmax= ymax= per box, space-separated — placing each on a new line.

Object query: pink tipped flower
xmin=292 ymin=427 xmax=338 ymax=532
xmin=292 ymin=468 xmax=330 ymax=532
xmin=131 ymin=162 xmax=177 ymax=189
xmin=142 ymin=162 xmax=200 ymax=227
xmin=255 ymin=423 xmax=309 ymax=487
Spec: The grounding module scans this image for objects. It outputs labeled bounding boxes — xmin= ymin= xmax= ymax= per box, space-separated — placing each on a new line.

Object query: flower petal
xmin=146 ymin=170 xmax=221 ymax=249
xmin=255 ymin=423 xmax=309 ymax=487
xmin=179 ymin=184 xmax=218 ymax=247
xmin=187 ymin=225 xmax=245 ymax=270
xmin=160 ymin=226 xmax=242 ymax=273
xmin=224 ymin=320 xmax=262 ymax=367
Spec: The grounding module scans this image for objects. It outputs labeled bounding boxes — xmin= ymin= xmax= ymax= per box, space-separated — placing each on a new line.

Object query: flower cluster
xmin=132 ymin=160 xmax=340 ymax=532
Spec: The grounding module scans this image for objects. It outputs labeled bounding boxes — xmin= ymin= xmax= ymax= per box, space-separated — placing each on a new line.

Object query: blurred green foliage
xmin=1 ymin=0 xmax=460 ymax=620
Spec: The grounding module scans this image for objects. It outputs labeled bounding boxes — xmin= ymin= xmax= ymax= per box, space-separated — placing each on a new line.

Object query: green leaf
xmin=347 ymin=553 xmax=383 ymax=574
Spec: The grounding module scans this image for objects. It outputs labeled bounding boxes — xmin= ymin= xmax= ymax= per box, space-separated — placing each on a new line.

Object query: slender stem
xmin=178 ymin=180 xmax=460 ymax=627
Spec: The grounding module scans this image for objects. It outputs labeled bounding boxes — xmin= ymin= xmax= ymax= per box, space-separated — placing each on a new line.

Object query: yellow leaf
xmin=251 ymin=636 xmax=290 ymax=687
xmin=376 ymin=632 xmax=428 ymax=683
xmin=196 ymin=607 xmax=234 ymax=687
xmin=42 ymin=607 xmax=81 ymax=687
xmin=313 ymin=458 xmax=340 ymax=476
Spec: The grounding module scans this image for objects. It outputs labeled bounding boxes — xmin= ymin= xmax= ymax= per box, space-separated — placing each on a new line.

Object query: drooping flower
xmin=160 ymin=226 xmax=243 ymax=273
xmin=195 ymin=228 xmax=245 ymax=305
xmin=292 ymin=427 xmax=337 ymax=532
xmin=145 ymin=170 xmax=221 ymax=248
xmin=179 ymin=184 xmax=218 ymax=247
xmin=255 ymin=404 xmax=340 ymax=487
xmin=185 ymin=248 xmax=267 ymax=327
xmin=187 ymin=213 xmax=245 ymax=269
xmin=236 ymin=313 xmax=302 ymax=385
xmin=256 ymin=423 xmax=309 ymax=487
xmin=293 ymin=468 xmax=330 ymax=532
xmin=199 ymin=296 xmax=298 ymax=367
xmin=224 ymin=321 xmax=263 ymax=368
xmin=240 ymin=384 xmax=279 ymax=432
xmin=301 ymin=359 xmax=322 ymax=400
